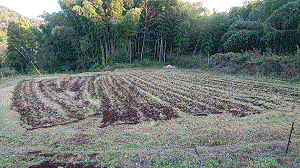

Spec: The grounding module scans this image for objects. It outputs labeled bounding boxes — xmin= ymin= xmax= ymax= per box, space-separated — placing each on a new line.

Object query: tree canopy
xmin=1 ymin=0 xmax=299 ymax=74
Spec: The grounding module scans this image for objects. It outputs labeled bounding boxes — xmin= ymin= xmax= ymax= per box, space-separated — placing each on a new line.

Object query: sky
xmin=0 ymin=0 xmax=244 ymax=20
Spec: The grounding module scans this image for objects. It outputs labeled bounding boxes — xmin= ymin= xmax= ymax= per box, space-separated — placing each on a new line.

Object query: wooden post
xmin=207 ymin=52 xmax=210 ymax=65
xmin=286 ymin=122 xmax=294 ymax=154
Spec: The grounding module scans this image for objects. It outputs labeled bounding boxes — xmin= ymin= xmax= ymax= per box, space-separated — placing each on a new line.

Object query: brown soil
xmin=9 ymin=69 xmax=300 ymax=129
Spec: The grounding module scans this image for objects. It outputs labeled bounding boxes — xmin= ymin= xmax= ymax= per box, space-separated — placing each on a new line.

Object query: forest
xmin=0 ymin=0 xmax=299 ymax=79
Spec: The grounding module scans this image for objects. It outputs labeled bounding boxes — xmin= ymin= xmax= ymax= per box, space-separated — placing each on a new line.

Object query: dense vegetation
xmin=1 ymin=0 xmax=300 ymax=79
xmin=0 ymin=5 xmax=40 ymax=31
xmin=0 ymin=5 xmax=41 ymax=71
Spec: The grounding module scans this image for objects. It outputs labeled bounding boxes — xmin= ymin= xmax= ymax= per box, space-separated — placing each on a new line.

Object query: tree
xmin=6 ymin=16 xmax=35 ymax=73
xmin=0 ymin=30 xmax=7 ymax=67
xmin=121 ymin=7 xmax=142 ymax=63
xmin=173 ymin=2 xmax=209 ymax=56
xmin=36 ymin=11 xmax=79 ymax=72
xmin=0 ymin=43 xmax=7 ymax=68
xmin=139 ymin=1 xmax=161 ymax=60
xmin=0 ymin=30 xmax=7 ymax=43
xmin=205 ymin=12 xmax=232 ymax=54
xmin=221 ymin=20 xmax=265 ymax=53
xmin=248 ymin=0 xmax=298 ymax=22
xmin=262 ymin=0 xmax=300 ymax=53
xmin=229 ymin=6 xmax=250 ymax=21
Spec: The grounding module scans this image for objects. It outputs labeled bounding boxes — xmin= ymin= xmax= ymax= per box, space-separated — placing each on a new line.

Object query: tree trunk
xmin=160 ymin=37 xmax=164 ymax=62
xmin=105 ymin=41 xmax=108 ymax=64
xmin=164 ymin=39 xmax=166 ymax=63
xmin=207 ymin=52 xmax=210 ymax=65
xmin=192 ymin=40 xmax=200 ymax=57
xmin=140 ymin=32 xmax=146 ymax=60
xmin=140 ymin=0 xmax=148 ymax=60
xmin=129 ymin=38 xmax=132 ymax=64
xmin=99 ymin=40 xmax=105 ymax=66
xmin=154 ymin=39 xmax=157 ymax=61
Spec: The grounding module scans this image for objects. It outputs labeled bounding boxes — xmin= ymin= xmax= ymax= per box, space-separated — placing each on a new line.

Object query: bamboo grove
xmin=2 ymin=0 xmax=300 ymax=73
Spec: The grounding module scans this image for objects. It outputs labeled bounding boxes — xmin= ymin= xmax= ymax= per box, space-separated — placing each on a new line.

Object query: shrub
xmin=223 ymin=30 xmax=265 ymax=53
xmin=0 ymin=67 xmax=17 ymax=77
xmin=221 ymin=20 xmax=265 ymax=53
xmin=262 ymin=1 xmax=300 ymax=54
xmin=228 ymin=20 xmax=264 ymax=32
xmin=262 ymin=30 xmax=300 ymax=54
xmin=261 ymin=58 xmax=283 ymax=76
xmin=166 ymin=54 xmax=204 ymax=68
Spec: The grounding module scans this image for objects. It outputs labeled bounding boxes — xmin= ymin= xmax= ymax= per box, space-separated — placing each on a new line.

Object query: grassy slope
xmin=0 ymin=68 xmax=299 ymax=167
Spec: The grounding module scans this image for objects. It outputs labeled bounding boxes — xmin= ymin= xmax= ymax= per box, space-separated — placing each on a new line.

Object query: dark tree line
xmin=3 ymin=0 xmax=300 ymax=73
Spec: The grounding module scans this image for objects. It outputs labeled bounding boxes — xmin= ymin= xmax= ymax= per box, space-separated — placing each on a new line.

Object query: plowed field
xmin=10 ymin=69 xmax=300 ymax=130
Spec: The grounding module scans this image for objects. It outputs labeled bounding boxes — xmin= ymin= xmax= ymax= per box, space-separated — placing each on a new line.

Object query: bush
xmin=228 ymin=20 xmax=264 ymax=32
xmin=0 ymin=67 xmax=17 ymax=77
xmin=166 ymin=54 xmax=204 ymax=68
xmin=261 ymin=58 xmax=283 ymax=76
xmin=262 ymin=30 xmax=300 ymax=54
xmin=223 ymin=30 xmax=265 ymax=53
xmin=264 ymin=1 xmax=300 ymax=32
xmin=221 ymin=20 xmax=265 ymax=53
xmin=133 ymin=58 xmax=165 ymax=67
xmin=210 ymin=52 xmax=254 ymax=74
xmin=210 ymin=52 xmax=237 ymax=67
xmin=209 ymin=50 xmax=300 ymax=78
xmin=262 ymin=1 xmax=300 ymax=54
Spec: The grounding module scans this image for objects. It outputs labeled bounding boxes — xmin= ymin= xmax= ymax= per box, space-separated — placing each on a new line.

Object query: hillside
xmin=0 ymin=5 xmax=41 ymax=30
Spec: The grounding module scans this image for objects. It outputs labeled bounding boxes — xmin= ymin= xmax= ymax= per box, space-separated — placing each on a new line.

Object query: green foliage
xmin=174 ymin=16 xmax=210 ymax=55
xmin=228 ymin=20 xmax=263 ymax=32
xmin=122 ymin=8 xmax=141 ymax=36
xmin=210 ymin=52 xmax=253 ymax=74
xmin=221 ymin=20 xmax=265 ymax=53
xmin=0 ymin=67 xmax=17 ymax=77
xmin=229 ymin=6 xmax=251 ymax=21
xmin=204 ymin=12 xmax=232 ymax=54
xmin=264 ymin=0 xmax=300 ymax=32
xmin=167 ymin=54 xmax=204 ymax=68
xmin=257 ymin=157 xmax=281 ymax=167
xmin=0 ymin=30 xmax=7 ymax=43
xmin=0 ymin=43 xmax=7 ymax=67
xmin=6 ymin=16 xmax=35 ymax=73
xmin=0 ymin=5 xmax=41 ymax=31
xmin=210 ymin=52 xmax=239 ymax=67
xmin=262 ymin=30 xmax=300 ymax=54
xmin=262 ymin=1 xmax=300 ymax=54
xmin=248 ymin=0 xmax=298 ymax=22
xmin=223 ymin=30 xmax=265 ymax=53
xmin=209 ymin=50 xmax=300 ymax=78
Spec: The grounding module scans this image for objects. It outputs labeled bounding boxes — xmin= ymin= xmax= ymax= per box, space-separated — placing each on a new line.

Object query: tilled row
xmin=156 ymin=70 xmax=300 ymax=104
xmin=11 ymin=77 xmax=99 ymax=129
xmin=12 ymin=69 xmax=297 ymax=129
xmin=11 ymin=73 xmax=180 ymax=128
xmin=127 ymin=72 xmax=261 ymax=116
xmin=11 ymin=80 xmax=62 ymax=128
xmin=91 ymin=75 xmax=178 ymax=126
xmin=140 ymin=71 xmax=294 ymax=111
xmin=114 ymin=76 xmax=178 ymax=120
xmin=123 ymin=74 xmax=219 ymax=116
